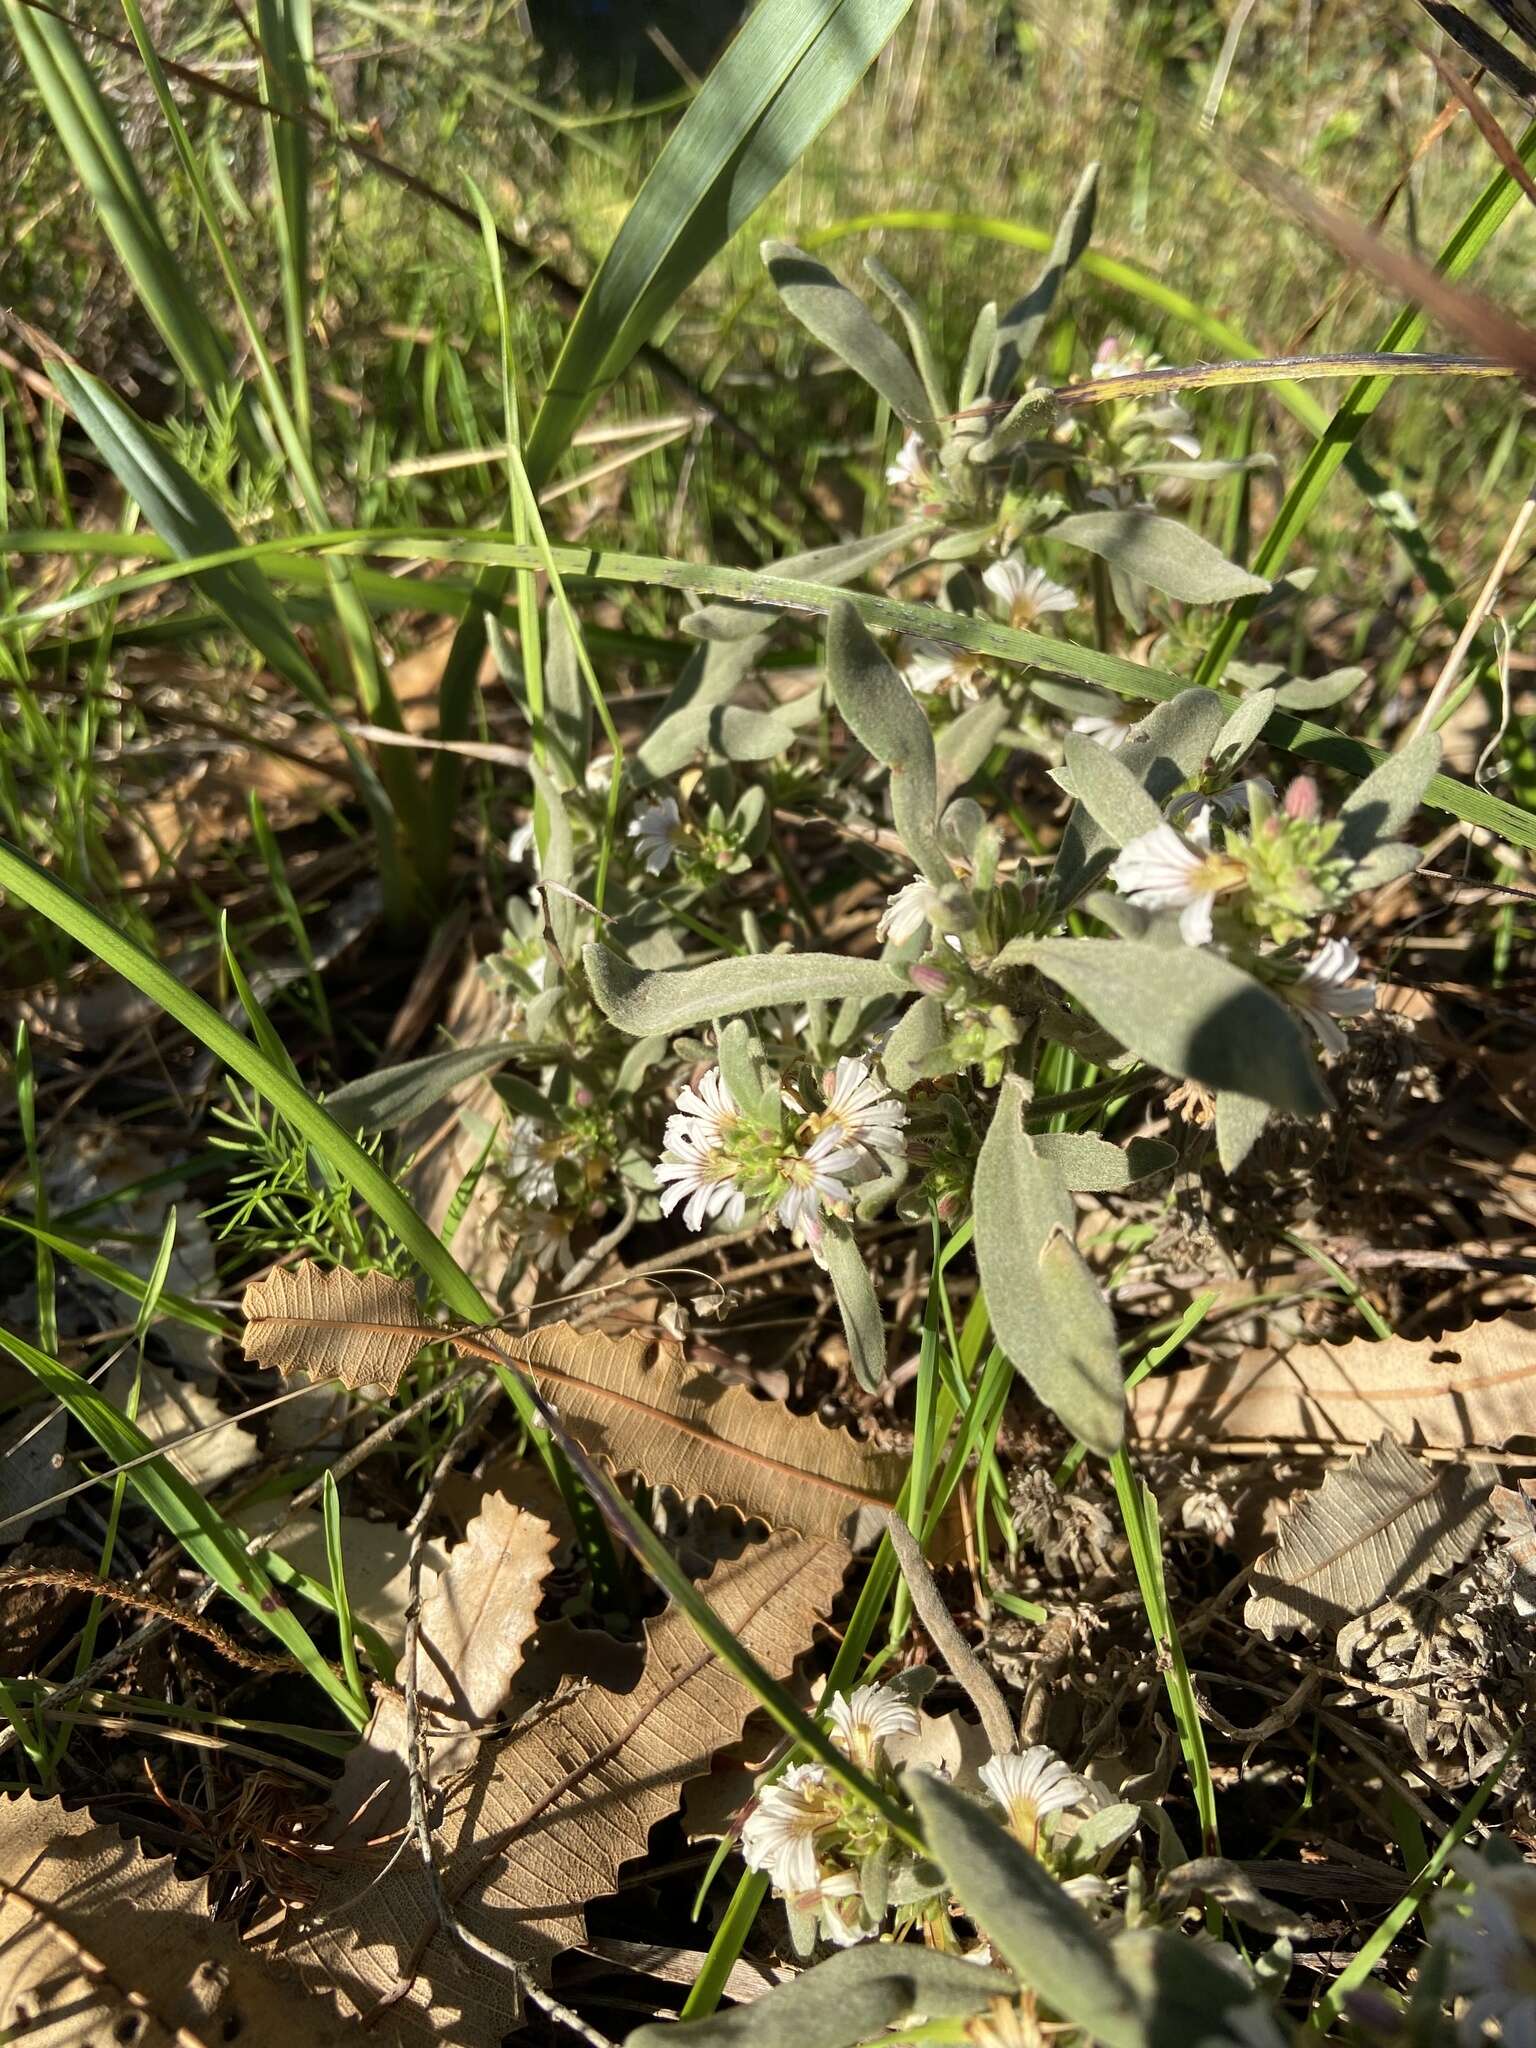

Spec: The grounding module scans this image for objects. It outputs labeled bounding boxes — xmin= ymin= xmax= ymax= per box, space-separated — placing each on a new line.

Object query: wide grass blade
xmin=254 ymin=0 xmax=316 ymax=439
xmin=3 ymin=0 xmax=232 ymax=406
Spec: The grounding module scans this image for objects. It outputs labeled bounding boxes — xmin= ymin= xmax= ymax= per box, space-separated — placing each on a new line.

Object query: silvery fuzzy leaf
xmin=1275 ymin=666 xmax=1366 ymax=712
xmin=1130 ymin=453 xmax=1278 ymax=481
xmin=936 ymin=696 xmax=1010 ymax=804
xmin=1011 ymin=937 xmax=1329 ymax=1116
xmin=1110 ymin=1929 xmax=1288 ymax=2048
xmin=1348 ymin=841 xmax=1423 ymax=891
xmin=1211 ymin=687 xmax=1276 ymax=769
xmin=1060 ymin=1800 xmax=1141 ymax=1873
xmin=1244 ymin=1433 xmax=1496 ymax=1642
xmin=929 ymin=522 xmax=1002 ymax=561
xmin=863 ymin=253 xmax=950 ymax=420
xmin=528 ymin=762 xmax=578 ymax=963
xmin=625 ymin=1940 xmax=1012 ymax=2048
xmin=904 ymin=1768 xmax=1145 ymax=2048
xmin=584 ymin=944 xmax=905 ymax=1037
xmin=958 ymin=299 xmax=998 ymax=411
xmin=975 ymin=1076 xmax=1124 ymax=1455
xmin=1157 ymin=1860 xmax=1305 ymax=1938
xmin=881 ymin=995 xmax=949 ymax=1089
xmin=543 ymin=602 xmax=591 ymax=786
xmin=636 ymin=637 xmax=763 ymax=784
xmin=1057 ymin=729 xmax=1166 ymax=846
xmin=326 ymin=1044 xmax=512 ymax=1133
xmin=763 ymin=241 xmax=932 ymax=425
xmin=819 ymin=1216 xmax=887 ymax=1393
xmin=1336 ymin=732 xmax=1441 ymax=862
xmin=827 ymin=600 xmax=946 ymax=883
xmin=1050 ymin=509 xmax=1270 ymax=604
xmin=715 ymin=1018 xmax=779 ymax=1129
xmin=1033 ymin=1131 xmax=1177 ymax=1191
xmin=939 ymin=795 xmax=988 ymax=861
xmin=614 ymin=1034 xmax=670 ymax=1096
xmin=1080 ymin=889 xmax=1155 ymax=941
xmin=988 ymin=162 xmax=1100 ymax=400
xmin=1047 ymin=687 xmax=1226 ymax=913
xmin=1215 ymin=1089 xmax=1270 ymax=1173
xmin=681 ymin=524 xmax=925 ymax=642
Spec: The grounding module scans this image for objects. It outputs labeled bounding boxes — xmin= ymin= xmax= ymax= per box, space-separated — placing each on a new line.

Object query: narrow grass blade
xmin=254 ymin=0 xmax=315 ymax=438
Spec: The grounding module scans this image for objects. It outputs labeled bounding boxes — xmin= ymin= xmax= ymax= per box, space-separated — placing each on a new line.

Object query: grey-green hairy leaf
xmin=1212 ymin=687 xmax=1277 ymax=769
xmin=1051 ymin=509 xmax=1270 ymax=604
xmin=827 ymin=601 xmax=946 ymax=881
xmin=819 ymin=1217 xmax=887 ymax=1392
xmin=1111 ymin=1929 xmax=1287 ymax=2048
xmin=881 ymin=995 xmax=948 ymax=1089
xmin=1336 ymin=731 xmax=1441 ymax=862
xmin=625 ymin=1940 xmax=1011 ymax=2048
xmin=544 ymin=602 xmax=593 ymax=785
xmin=326 ymin=1044 xmax=511 ymax=1132
xmin=1034 ymin=1132 xmax=1177 ymax=1191
xmin=1275 ymin=666 xmax=1366 ymax=712
xmin=975 ymin=1077 xmax=1124 ymax=1455
xmin=765 ymin=241 xmax=932 ymax=425
xmin=1012 ymin=938 xmax=1328 ymax=1115
xmin=1058 ymin=729 xmax=1166 ymax=847
xmin=584 ymin=944 xmax=905 ymax=1036
xmin=1215 ymin=1090 xmax=1270 ymax=1174
xmin=988 ymin=161 xmax=1099 ymax=398
xmin=936 ymin=694 xmax=1010 ymax=803
xmin=904 ymin=1768 xmax=1145 ymax=2048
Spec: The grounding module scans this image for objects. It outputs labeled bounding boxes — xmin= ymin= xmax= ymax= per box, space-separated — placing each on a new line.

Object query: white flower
xmin=776 ymin=1128 xmax=863 ymax=1246
xmin=982 ymin=555 xmax=1077 ymax=628
xmin=903 ymin=637 xmax=962 ymax=696
xmin=627 ymin=795 xmax=684 ymax=875
xmin=506 ymin=1116 xmax=561 ymax=1209
xmin=796 ymin=1868 xmax=869 ymax=1947
xmin=655 ymin=1126 xmax=747 ymax=1234
xmin=1070 ymin=711 xmax=1133 ymax=752
xmin=664 ymin=1065 xmax=743 ymax=1153
xmin=885 ymin=431 xmax=929 ymax=493
xmin=1284 ymin=937 xmax=1376 ymax=1056
xmin=980 ymin=1747 xmax=1090 ymax=1846
xmin=877 ymin=878 xmax=941 ymax=944
xmin=740 ymin=1763 xmax=835 ymax=1893
xmin=1092 ymin=335 xmax=1152 ymax=378
xmin=826 ymin=1681 xmax=919 ymax=1768
xmin=818 ymin=1057 xmax=907 ymax=1174
xmin=1109 ymin=818 xmax=1235 ymax=946
xmin=508 ymin=817 xmax=536 ymax=863
xmin=1440 ymin=1850 xmax=1536 ymax=2048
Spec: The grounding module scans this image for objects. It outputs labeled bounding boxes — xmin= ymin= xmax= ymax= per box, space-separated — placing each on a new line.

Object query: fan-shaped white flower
xmin=885 ymin=431 xmax=929 ymax=493
xmin=1440 ymin=1850 xmax=1536 ymax=2048
xmin=877 ymin=879 xmax=941 ymax=945
xmin=628 ymin=796 xmax=683 ymax=875
xmin=980 ymin=1746 xmax=1090 ymax=1846
xmin=663 ymin=1065 xmax=743 ymax=1153
xmin=740 ymin=1763 xmax=835 ymax=1893
xmin=1070 ymin=711 xmax=1134 ymax=752
xmin=982 ymin=555 xmax=1077 ymax=628
xmin=1284 ymin=937 xmax=1376 ymax=1056
xmin=826 ymin=1681 xmax=919 ymax=1768
xmin=903 ymin=637 xmax=963 ymax=697
xmin=1109 ymin=818 xmax=1240 ymax=946
xmin=506 ymin=1117 xmax=561 ymax=1209
xmin=655 ymin=1128 xmax=747 ymax=1235
xmin=818 ymin=1058 xmax=907 ymax=1174
xmin=776 ymin=1129 xmax=863 ymax=1245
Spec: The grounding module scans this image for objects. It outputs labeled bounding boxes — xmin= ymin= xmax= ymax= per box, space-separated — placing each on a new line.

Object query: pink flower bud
xmin=910 ymin=964 xmax=950 ymax=996
xmin=1283 ymin=775 xmax=1321 ymax=822
xmin=574 ymin=1085 xmax=594 ymax=1109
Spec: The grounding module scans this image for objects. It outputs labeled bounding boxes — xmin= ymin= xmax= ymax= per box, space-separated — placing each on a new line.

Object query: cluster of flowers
xmin=739 ymin=1679 xmax=1093 ymax=1949
xmin=1108 ymin=773 xmax=1377 ymax=1054
xmin=656 ymin=1057 xmax=905 ymax=1246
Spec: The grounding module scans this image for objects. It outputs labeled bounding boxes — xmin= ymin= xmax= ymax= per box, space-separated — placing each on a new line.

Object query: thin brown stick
xmin=882 ymin=1511 xmax=1016 ymax=1756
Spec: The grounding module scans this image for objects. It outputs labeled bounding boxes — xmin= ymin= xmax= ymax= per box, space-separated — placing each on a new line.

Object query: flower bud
xmin=910 ymin=963 xmax=950 ymax=996
xmin=1283 ymin=774 xmax=1321 ymax=822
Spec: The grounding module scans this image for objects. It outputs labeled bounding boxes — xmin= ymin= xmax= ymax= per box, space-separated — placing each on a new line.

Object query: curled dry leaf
xmin=292 ymin=1531 xmax=849 ymax=2046
xmin=1244 ymin=1434 xmax=1495 ymax=1642
xmin=333 ymin=1489 xmax=556 ymax=1833
xmin=103 ymin=1358 xmax=256 ymax=1492
xmin=241 ymin=1259 xmax=905 ymax=1544
xmin=0 ymin=1797 xmax=352 ymax=2045
xmin=1131 ymin=1312 xmax=1536 ymax=1451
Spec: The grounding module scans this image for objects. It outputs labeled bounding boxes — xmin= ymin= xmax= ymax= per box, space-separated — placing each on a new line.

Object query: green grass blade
xmin=3 ymin=0 xmax=233 ymax=405
xmin=321 ymin=1470 xmax=368 ymax=1714
xmin=0 ymin=1320 xmax=363 ymax=1727
xmin=254 ymin=0 xmax=315 ymax=439
xmin=0 ymin=1216 xmax=233 ymax=1340
xmin=1195 ymin=121 xmax=1536 ymax=687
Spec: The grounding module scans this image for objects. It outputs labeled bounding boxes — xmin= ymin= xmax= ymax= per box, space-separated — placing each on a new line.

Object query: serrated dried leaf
xmin=1131 ymin=1313 xmax=1536 ymax=1451
xmin=0 ymin=1797 xmax=353 ymax=2045
xmin=292 ymin=1532 xmax=848 ymax=2046
xmin=1244 ymin=1434 xmax=1495 ymax=1641
xmin=334 ymin=1491 xmax=554 ymax=1830
xmin=503 ymin=1322 xmax=906 ymax=1544
xmin=241 ymin=1261 xmax=430 ymax=1391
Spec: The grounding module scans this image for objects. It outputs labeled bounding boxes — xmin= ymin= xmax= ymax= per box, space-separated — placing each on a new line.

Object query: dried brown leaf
xmin=501 ymin=1322 xmax=906 ymax=1546
xmin=1131 ymin=1313 xmax=1536 ymax=1451
xmin=240 ymin=1261 xmax=905 ymax=1542
xmin=292 ymin=1532 xmax=848 ymax=2046
xmin=241 ymin=1260 xmax=430 ymax=1390
xmin=1244 ymin=1434 xmax=1495 ymax=1641
xmin=333 ymin=1491 xmax=555 ymax=1833
xmin=0 ymin=1798 xmax=354 ymax=2045
xmin=102 ymin=1360 xmax=256 ymax=1492
xmin=239 ymin=1500 xmax=450 ymax=1658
